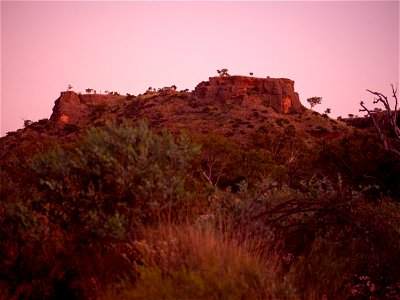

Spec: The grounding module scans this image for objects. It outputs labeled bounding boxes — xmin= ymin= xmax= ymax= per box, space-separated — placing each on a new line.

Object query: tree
xmin=307 ymin=97 xmax=322 ymax=109
xmin=324 ymin=108 xmax=331 ymax=115
xmin=67 ymin=84 xmax=73 ymax=91
xmin=195 ymin=134 xmax=241 ymax=188
xmin=86 ymin=88 xmax=93 ymax=94
xmin=360 ymin=85 xmax=400 ymax=156
xmin=217 ymin=68 xmax=230 ymax=77
xmin=21 ymin=117 xmax=33 ymax=128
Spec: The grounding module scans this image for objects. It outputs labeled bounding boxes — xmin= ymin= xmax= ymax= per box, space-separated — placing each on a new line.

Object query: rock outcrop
xmin=50 ymin=75 xmax=304 ymax=127
xmin=194 ymin=76 xmax=303 ymax=113
xmin=50 ymin=91 xmax=125 ymax=125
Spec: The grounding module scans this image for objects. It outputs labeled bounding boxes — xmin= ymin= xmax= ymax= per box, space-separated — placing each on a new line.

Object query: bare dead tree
xmin=200 ymin=149 xmax=231 ymax=187
xmin=360 ymin=84 xmax=400 ymax=156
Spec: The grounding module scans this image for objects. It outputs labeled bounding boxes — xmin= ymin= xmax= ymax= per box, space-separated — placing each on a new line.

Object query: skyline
xmin=1 ymin=1 xmax=399 ymax=136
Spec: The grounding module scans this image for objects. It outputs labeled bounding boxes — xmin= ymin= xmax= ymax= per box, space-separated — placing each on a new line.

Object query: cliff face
xmin=50 ymin=91 xmax=125 ymax=125
xmin=194 ymin=76 xmax=303 ymax=113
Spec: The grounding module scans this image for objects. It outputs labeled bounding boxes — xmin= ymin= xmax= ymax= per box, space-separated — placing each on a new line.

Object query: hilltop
xmin=2 ymin=75 xmax=348 ymax=148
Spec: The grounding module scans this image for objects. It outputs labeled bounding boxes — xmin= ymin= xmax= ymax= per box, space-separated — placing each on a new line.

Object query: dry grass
xmin=100 ymin=223 xmax=281 ymax=299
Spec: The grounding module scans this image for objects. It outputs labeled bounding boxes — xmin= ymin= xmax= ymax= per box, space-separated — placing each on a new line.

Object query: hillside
xmin=1 ymin=75 xmax=400 ymax=299
xmin=2 ymin=75 xmax=348 ymax=148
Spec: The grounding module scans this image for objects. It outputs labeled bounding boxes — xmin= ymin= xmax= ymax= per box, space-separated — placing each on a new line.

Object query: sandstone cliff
xmin=194 ymin=76 xmax=303 ymax=113
xmin=50 ymin=91 xmax=125 ymax=125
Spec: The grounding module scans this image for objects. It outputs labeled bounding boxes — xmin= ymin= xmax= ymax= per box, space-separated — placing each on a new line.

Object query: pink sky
xmin=1 ymin=1 xmax=399 ymax=136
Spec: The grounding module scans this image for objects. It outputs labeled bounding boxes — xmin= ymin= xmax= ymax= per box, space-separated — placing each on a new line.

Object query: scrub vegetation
xmin=1 ymin=83 xmax=400 ymax=299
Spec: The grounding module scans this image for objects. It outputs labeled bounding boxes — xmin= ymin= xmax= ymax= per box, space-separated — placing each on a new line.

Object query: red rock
xmin=194 ymin=76 xmax=303 ymax=113
xmin=50 ymin=91 xmax=125 ymax=126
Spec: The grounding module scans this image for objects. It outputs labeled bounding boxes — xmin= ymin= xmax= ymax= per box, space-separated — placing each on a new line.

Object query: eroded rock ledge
xmin=194 ymin=76 xmax=303 ymax=113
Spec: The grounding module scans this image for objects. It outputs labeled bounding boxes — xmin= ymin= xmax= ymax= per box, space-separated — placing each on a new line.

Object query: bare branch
xmin=361 ymin=86 xmax=400 ymax=156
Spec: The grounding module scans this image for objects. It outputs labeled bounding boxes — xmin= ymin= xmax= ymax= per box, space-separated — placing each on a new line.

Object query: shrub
xmin=0 ymin=120 xmax=201 ymax=298
xmin=195 ymin=133 xmax=242 ymax=188
xmin=63 ymin=123 xmax=79 ymax=133
xmin=275 ymin=118 xmax=290 ymax=127
xmin=0 ymin=200 xmax=69 ymax=299
xmin=202 ymin=107 xmax=211 ymax=114
xmin=233 ymin=179 xmax=400 ymax=299
xmin=246 ymin=88 xmax=258 ymax=96
xmin=317 ymin=130 xmax=400 ymax=198
xmin=31 ymin=120 xmax=200 ymax=241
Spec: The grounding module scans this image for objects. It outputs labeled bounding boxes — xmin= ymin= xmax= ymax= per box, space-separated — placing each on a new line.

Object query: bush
xmin=0 ymin=120 xmax=201 ymax=299
xmin=0 ymin=200 xmax=68 ymax=299
xmin=233 ymin=179 xmax=400 ymax=298
xmin=63 ymin=123 xmax=79 ymax=133
xmin=275 ymin=118 xmax=290 ymax=127
xmin=317 ymin=130 xmax=400 ymax=198
xmin=31 ymin=120 xmax=200 ymax=241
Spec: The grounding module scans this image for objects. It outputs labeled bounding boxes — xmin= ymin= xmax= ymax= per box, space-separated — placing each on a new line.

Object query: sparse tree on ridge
xmin=20 ymin=117 xmax=33 ymax=128
xmin=217 ymin=68 xmax=230 ymax=77
xmin=307 ymin=96 xmax=322 ymax=109
xmin=324 ymin=108 xmax=331 ymax=115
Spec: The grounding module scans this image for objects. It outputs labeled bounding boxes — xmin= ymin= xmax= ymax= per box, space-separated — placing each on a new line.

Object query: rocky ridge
xmin=2 ymin=75 xmax=348 ymax=148
xmin=50 ymin=76 xmax=303 ymax=127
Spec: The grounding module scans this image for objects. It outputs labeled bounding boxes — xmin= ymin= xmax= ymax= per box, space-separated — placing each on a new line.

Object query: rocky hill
xmin=44 ymin=76 xmax=345 ymax=139
xmin=1 ymin=75 xmax=350 ymax=151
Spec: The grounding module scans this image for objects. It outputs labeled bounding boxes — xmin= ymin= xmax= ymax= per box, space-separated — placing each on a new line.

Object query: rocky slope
xmin=2 ymin=75 xmax=349 ymax=149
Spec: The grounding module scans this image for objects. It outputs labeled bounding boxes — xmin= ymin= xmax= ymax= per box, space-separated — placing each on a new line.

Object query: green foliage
xmin=23 ymin=119 xmax=33 ymax=128
xmin=317 ymin=129 xmax=400 ymax=198
xmin=63 ymin=123 xmax=79 ymax=133
xmin=307 ymin=96 xmax=322 ymax=108
xmin=125 ymin=93 xmax=135 ymax=100
xmin=217 ymin=68 xmax=230 ymax=76
xmin=275 ymin=117 xmax=290 ymax=127
xmin=1 ymin=120 xmax=201 ymax=299
xmin=249 ymin=124 xmax=312 ymax=188
xmin=0 ymin=200 xmax=67 ymax=299
xmin=195 ymin=133 xmax=242 ymax=188
xmin=246 ymin=88 xmax=258 ymax=96
xmin=31 ymin=120 xmax=200 ymax=240
xmin=242 ymin=149 xmax=273 ymax=184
